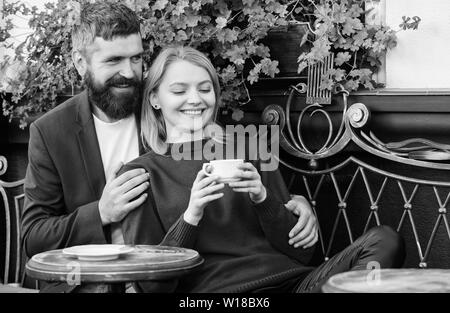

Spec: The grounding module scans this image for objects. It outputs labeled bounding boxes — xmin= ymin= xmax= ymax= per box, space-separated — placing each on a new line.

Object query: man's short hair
xmin=72 ymin=2 xmax=141 ymax=55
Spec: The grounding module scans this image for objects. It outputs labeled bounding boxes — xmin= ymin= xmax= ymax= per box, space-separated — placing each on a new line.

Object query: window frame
xmin=366 ymin=0 xmax=450 ymax=95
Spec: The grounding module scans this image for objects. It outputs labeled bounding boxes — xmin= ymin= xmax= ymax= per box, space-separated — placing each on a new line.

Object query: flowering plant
xmin=294 ymin=0 xmax=420 ymax=91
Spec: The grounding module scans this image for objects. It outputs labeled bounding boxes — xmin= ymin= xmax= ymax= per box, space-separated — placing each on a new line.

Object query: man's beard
xmin=85 ymin=71 xmax=142 ymax=120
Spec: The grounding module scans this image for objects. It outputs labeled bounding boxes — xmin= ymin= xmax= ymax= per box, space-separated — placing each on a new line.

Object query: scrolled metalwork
xmin=265 ymin=82 xmax=450 ymax=172
xmin=0 ymin=156 xmax=25 ymax=284
xmin=263 ymin=84 xmax=354 ymax=165
xmin=347 ymin=102 xmax=370 ymax=129
xmin=262 ymin=85 xmax=450 ymax=268
xmin=0 ymin=156 xmax=7 ymax=176
xmin=345 ymin=108 xmax=450 ymax=171
xmin=291 ymin=83 xmax=307 ymax=95
xmin=262 ymin=104 xmax=285 ymax=129
xmin=297 ymin=103 xmax=333 ymax=154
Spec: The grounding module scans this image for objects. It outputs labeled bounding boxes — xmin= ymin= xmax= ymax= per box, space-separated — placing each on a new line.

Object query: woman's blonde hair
xmin=141 ymin=46 xmax=222 ymax=154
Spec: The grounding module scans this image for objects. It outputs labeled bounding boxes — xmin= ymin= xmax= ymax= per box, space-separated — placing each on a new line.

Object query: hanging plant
xmin=292 ymin=0 xmax=421 ymax=92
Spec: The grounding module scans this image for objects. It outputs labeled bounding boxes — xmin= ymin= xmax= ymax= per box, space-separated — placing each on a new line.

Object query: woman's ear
xmin=72 ymin=50 xmax=88 ymax=77
xmin=150 ymin=92 xmax=160 ymax=110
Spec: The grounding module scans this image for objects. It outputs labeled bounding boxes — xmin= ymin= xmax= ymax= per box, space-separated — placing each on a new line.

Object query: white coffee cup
xmin=202 ymin=159 xmax=244 ymax=183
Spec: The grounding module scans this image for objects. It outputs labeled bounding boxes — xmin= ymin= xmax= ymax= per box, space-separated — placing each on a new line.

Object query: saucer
xmin=62 ymin=244 xmax=134 ymax=261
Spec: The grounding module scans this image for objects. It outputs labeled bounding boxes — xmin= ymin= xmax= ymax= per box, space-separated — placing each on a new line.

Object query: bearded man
xmin=21 ymin=3 xmax=149 ymax=292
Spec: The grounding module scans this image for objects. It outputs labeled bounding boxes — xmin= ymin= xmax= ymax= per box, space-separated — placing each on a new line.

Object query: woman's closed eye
xmin=198 ymin=82 xmax=213 ymax=93
xmin=171 ymin=90 xmax=186 ymax=95
xmin=171 ymin=88 xmax=211 ymax=95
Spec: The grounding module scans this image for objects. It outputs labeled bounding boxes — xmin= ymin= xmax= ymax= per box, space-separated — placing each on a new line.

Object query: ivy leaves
xmin=342 ymin=17 xmax=363 ymax=36
xmin=0 ymin=0 xmax=295 ymax=124
xmin=248 ymin=58 xmax=279 ymax=84
xmin=215 ymin=16 xmax=228 ymax=29
xmin=335 ymin=52 xmax=351 ymax=66
xmin=0 ymin=0 xmax=422 ymax=127
xmin=1 ymin=0 xmax=83 ymax=127
xmin=298 ymin=0 xmax=420 ymax=92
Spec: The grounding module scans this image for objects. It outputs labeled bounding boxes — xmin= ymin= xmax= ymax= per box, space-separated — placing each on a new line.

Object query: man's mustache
xmin=105 ymin=75 xmax=141 ymax=88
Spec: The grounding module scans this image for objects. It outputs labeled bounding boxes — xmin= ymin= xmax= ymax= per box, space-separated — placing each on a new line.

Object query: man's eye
xmin=106 ymin=58 xmax=120 ymax=64
xmin=131 ymin=56 xmax=142 ymax=63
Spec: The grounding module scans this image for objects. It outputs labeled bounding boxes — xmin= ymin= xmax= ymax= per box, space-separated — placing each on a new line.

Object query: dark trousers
xmin=294 ymin=225 xmax=405 ymax=293
xmin=253 ymin=225 xmax=405 ymax=293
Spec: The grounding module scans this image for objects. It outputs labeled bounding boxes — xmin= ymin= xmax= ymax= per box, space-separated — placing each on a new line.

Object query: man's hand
xmin=286 ymin=195 xmax=318 ymax=249
xmin=99 ymin=163 xmax=150 ymax=225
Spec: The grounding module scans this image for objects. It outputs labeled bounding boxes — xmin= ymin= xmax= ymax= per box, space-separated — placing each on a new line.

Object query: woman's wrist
xmin=250 ymin=186 xmax=267 ymax=204
xmin=183 ymin=209 xmax=203 ymax=226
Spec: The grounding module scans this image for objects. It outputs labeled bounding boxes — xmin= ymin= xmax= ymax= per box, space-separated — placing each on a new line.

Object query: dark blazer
xmin=21 ymin=91 xmax=141 ymax=292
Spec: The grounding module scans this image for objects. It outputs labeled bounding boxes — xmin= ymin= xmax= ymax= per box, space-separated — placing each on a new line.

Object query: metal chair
xmin=0 ymin=156 xmax=38 ymax=292
xmin=261 ymin=27 xmax=450 ymax=267
xmin=262 ymin=83 xmax=450 ymax=268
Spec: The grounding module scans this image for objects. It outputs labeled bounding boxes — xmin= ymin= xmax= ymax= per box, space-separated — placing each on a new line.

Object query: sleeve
xmin=119 ymin=161 xmax=199 ymax=249
xmin=21 ymin=122 xmax=107 ymax=257
xmin=252 ymin=159 xmax=315 ymax=264
xmin=160 ymin=215 xmax=199 ymax=249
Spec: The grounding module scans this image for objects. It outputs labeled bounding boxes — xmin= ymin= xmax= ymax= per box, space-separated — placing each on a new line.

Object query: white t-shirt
xmin=93 ymin=113 xmax=139 ymax=244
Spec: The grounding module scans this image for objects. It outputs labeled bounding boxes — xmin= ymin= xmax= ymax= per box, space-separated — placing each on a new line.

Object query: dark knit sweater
xmin=120 ymin=139 xmax=315 ymax=293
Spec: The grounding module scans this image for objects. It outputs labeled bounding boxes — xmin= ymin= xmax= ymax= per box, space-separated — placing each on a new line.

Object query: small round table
xmin=322 ymin=269 xmax=450 ymax=293
xmin=26 ymin=245 xmax=203 ymax=293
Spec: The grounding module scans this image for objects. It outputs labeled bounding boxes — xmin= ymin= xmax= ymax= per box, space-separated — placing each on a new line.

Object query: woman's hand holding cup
xmin=228 ymin=162 xmax=267 ymax=204
xmin=184 ymin=170 xmax=225 ymax=226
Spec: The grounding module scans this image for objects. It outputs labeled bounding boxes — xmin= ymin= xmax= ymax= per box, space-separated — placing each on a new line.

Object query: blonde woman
xmin=120 ymin=46 xmax=405 ymax=293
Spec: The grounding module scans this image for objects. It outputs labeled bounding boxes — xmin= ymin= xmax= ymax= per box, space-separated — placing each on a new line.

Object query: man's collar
xmin=75 ymin=90 xmax=93 ymax=127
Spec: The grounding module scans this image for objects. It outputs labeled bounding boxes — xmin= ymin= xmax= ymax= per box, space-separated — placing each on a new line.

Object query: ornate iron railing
xmin=0 ymin=155 xmax=25 ymax=284
xmin=262 ymin=85 xmax=450 ymax=268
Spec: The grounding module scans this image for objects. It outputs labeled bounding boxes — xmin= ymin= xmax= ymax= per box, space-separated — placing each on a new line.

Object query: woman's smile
xmin=179 ymin=108 xmax=206 ymax=116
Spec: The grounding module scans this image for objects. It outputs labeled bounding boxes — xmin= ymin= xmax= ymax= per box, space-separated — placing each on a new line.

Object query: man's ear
xmin=72 ymin=50 xmax=88 ymax=77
